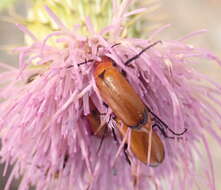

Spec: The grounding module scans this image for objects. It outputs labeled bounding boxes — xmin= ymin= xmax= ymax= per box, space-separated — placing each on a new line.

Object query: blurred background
xmin=0 ymin=0 xmax=221 ymax=189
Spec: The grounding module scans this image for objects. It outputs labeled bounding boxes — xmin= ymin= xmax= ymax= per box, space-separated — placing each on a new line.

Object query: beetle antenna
xmin=111 ymin=43 xmax=121 ymax=49
xmin=67 ymin=59 xmax=94 ymax=68
xmin=124 ymin=40 xmax=162 ymax=66
xmin=72 ymin=42 xmax=119 ymax=68
xmin=77 ymin=59 xmax=94 ymax=66
xmin=147 ymin=107 xmax=187 ymax=136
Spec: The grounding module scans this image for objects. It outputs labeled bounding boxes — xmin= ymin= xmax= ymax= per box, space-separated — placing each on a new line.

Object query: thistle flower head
xmin=25 ymin=0 xmax=161 ymax=43
xmin=0 ymin=1 xmax=221 ymax=190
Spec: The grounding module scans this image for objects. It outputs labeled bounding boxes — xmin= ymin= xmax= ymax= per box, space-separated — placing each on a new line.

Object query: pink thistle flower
xmin=1 ymin=1 xmax=221 ymax=190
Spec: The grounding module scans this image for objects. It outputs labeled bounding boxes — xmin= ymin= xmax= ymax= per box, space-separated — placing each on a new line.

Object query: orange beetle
xmin=93 ymin=56 xmax=165 ymax=166
xmin=94 ymin=56 xmax=146 ymax=129
xmin=116 ymin=118 xmax=164 ymax=166
xmin=86 ymin=100 xmax=164 ymax=166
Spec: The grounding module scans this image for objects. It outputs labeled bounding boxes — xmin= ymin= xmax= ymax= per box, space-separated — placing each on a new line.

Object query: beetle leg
xmin=153 ymin=123 xmax=185 ymax=140
xmin=152 ymin=123 xmax=175 ymax=139
xmin=112 ymin=123 xmax=131 ymax=165
xmin=63 ymin=153 xmax=69 ymax=169
xmin=111 ymin=127 xmax=119 ymax=144
xmin=96 ymin=126 xmax=109 ymax=154
xmin=123 ymin=144 xmax=131 ymax=165
xmin=148 ymin=107 xmax=187 ymax=136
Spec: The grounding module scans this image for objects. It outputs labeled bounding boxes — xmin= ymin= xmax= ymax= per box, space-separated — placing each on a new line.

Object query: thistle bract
xmin=0 ymin=1 xmax=221 ymax=190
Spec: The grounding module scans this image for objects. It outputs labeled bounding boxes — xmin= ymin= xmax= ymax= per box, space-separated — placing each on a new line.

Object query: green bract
xmin=26 ymin=0 xmax=151 ymax=40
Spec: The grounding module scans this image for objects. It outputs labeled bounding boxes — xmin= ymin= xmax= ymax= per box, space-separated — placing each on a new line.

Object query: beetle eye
xmin=112 ymin=62 xmax=117 ymax=66
xmin=98 ymin=70 xmax=106 ymax=79
xmin=121 ymin=70 xmax=127 ymax=77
